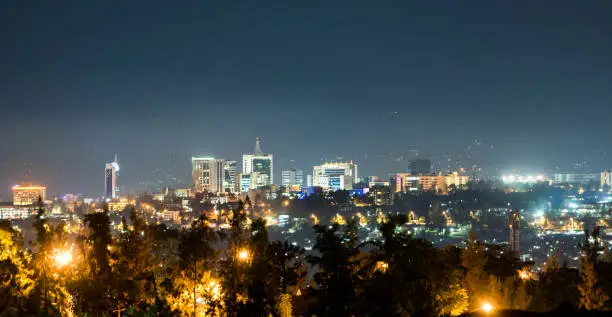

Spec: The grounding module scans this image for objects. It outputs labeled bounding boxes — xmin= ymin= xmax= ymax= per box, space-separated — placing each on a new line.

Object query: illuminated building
xmin=408 ymin=159 xmax=431 ymax=175
xmin=445 ymin=171 xmax=469 ymax=189
xmin=105 ymin=154 xmax=120 ymax=199
xmin=370 ymin=185 xmax=391 ymax=206
xmin=601 ymin=171 xmax=612 ymax=188
xmin=224 ymin=161 xmax=238 ymax=193
xmin=0 ymin=202 xmax=29 ymax=219
xmin=242 ymin=137 xmax=273 ymax=188
xmin=391 ymin=172 xmax=468 ymax=194
xmin=192 ymin=157 xmax=226 ymax=194
xmin=509 ymin=209 xmax=520 ymax=256
xmin=552 ymin=173 xmax=598 ymax=185
xmin=502 ymin=174 xmax=546 ymax=184
xmin=12 ymin=184 xmax=47 ymax=206
xmin=391 ymin=173 xmax=419 ymax=192
xmin=312 ymin=161 xmax=358 ymax=190
xmin=239 ymin=173 xmax=258 ymax=192
xmin=417 ymin=174 xmax=446 ymax=192
xmin=281 ymin=168 xmax=304 ymax=189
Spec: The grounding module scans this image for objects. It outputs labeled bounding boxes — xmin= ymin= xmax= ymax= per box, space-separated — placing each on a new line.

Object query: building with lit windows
xmin=312 ymin=161 xmax=358 ymax=190
xmin=192 ymin=157 xmax=225 ymax=194
xmin=391 ymin=172 xmax=468 ymax=194
xmin=0 ymin=203 xmax=29 ymax=219
xmin=105 ymin=155 xmax=120 ymax=199
xmin=601 ymin=171 xmax=612 ymax=188
xmin=281 ymin=168 xmax=304 ymax=190
xmin=12 ymin=184 xmax=47 ymax=206
xmin=239 ymin=173 xmax=259 ymax=192
xmin=552 ymin=173 xmax=599 ymax=185
xmin=242 ymin=137 xmax=273 ymax=188
xmin=224 ymin=161 xmax=238 ymax=193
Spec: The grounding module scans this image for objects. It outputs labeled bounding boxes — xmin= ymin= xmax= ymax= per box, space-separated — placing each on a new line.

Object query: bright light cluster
xmin=501 ymin=174 xmax=545 ymax=183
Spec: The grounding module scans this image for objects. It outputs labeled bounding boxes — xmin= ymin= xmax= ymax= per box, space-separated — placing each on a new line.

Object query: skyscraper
xmin=223 ymin=160 xmax=238 ymax=193
xmin=242 ymin=137 xmax=273 ymax=188
xmin=192 ymin=157 xmax=225 ymax=194
xmin=105 ymin=155 xmax=120 ymax=199
xmin=408 ymin=159 xmax=431 ymax=175
xmin=508 ymin=209 xmax=520 ymax=256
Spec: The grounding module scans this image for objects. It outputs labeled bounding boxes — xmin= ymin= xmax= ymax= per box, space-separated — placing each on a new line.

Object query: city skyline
xmin=2 ymin=1 xmax=612 ymax=197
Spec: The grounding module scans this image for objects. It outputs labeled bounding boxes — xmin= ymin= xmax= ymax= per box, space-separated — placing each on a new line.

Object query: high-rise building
xmin=281 ymin=168 xmax=304 ymax=188
xmin=312 ymin=161 xmax=358 ymax=190
xmin=12 ymin=184 xmax=47 ymax=206
xmin=508 ymin=209 xmax=520 ymax=256
xmin=242 ymin=137 xmax=273 ymax=188
xmin=105 ymin=155 xmax=120 ymax=199
xmin=408 ymin=159 xmax=431 ymax=175
xmin=601 ymin=171 xmax=612 ymax=188
xmin=224 ymin=161 xmax=238 ymax=193
xmin=192 ymin=157 xmax=225 ymax=194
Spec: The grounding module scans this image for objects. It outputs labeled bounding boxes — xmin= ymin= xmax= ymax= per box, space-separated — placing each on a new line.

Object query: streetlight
xmin=237 ymin=248 xmax=251 ymax=262
xmin=53 ymin=248 xmax=73 ymax=268
xmin=481 ymin=302 xmax=493 ymax=314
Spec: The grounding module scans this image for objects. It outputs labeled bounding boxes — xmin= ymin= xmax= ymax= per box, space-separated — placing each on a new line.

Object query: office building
xmin=12 ymin=184 xmax=47 ymax=206
xmin=408 ymin=159 xmax=431 ymax=175
xmin=105 ymin=155 xmax=120 ymax=199
xmin=391 ymin=172 xmax=468 ymax=194
xmin=242 ymin=137 xmax=273 ymax=188
xmin=224 ymin=161 xmax=238 ymax=193
xmin=312 ymin=161 xmax=358 ymax=190
xmin=281 ymin=168 xmax=304 ymax=189
xmin=601 ymin=171 xmax=612 ymax=188
xmin=552 ymin=173 xmax=599 ymax=185
xmin=192 ymin=157 xmax=225 ymax=194
xmin=240 ymin=173 xmax=259 ymax=193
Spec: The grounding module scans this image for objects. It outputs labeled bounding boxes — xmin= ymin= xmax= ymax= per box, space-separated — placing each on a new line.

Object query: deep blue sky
xmin=1 ymin=1 xmax=611 ymax=198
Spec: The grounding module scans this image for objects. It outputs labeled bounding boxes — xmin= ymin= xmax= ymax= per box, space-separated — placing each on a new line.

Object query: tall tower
xmin=508 ymin=209 xmax=520 ymax=257
xmin=242 ymin=137 xmax=273 ymax=188
xmin=192 ymin=157 xmax=225 ymax=194
xmin=105 ymin=155 xmax=120 ymax=199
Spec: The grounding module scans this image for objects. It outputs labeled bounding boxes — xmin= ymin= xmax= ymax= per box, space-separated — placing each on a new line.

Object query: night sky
xmin=1 ymin=1 xmax=611 ymax=198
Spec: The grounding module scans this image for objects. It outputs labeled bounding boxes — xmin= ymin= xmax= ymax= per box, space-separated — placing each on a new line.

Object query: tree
xmin=578 ymin=256 xmax=608 ymax=310
xmin=0 ymin=221 xmax=35 ymax=315
xmin=177 ymin=215 xmax=218 ymax=317
xmin=307 ymin=221 xmax=360 ymax=317
xmin=220 ymin=202 xmax=251 ymax=316
xmin=111 ymin=212 xmax=159 ymax=313
xmin=461 ymin=231 xmax=489 ymax=309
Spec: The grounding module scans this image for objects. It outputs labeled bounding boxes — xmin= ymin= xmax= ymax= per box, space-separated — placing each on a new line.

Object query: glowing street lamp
xmin=481 ymin=302 xmax=493 ymax=314
xmin=53 ymin=249 xmax=73 ymax=268
xmin=237 ymin=248 xmax=251 ymax=262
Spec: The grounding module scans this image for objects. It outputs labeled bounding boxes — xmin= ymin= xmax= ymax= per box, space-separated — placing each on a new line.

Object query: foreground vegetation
xmin=0 ymin=199 xmax=610 ymax=316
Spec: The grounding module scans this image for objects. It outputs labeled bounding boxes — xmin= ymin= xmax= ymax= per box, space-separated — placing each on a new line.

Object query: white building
xmin=281 ymin=168 xmax=304 ymax=188
xmin=602 ymin=171 xmax=612 ymax=188
xmin=192 ymin=157 xmax=225 ymax=194
xmin=242 ymin=137 xmax=273 ymax=189
xmin=553 ymin=173 xmax=599 ymax=185
xmin=312 ymin=161 xmax=358 ymax=190
xmin=104 ymin=155 xmax=119 ymax=199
